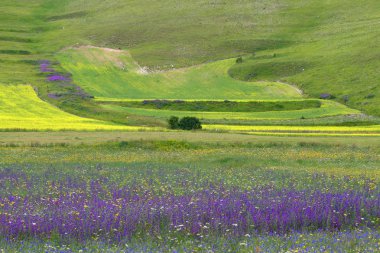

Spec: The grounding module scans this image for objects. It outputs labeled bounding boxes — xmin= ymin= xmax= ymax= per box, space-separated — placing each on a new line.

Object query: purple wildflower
xmin=39 ymin=60 xmax=54 ymax=73
xmin=47 ymin=75 xmax=70 ymax=82
xmin=0 ymin=175 xmax=378 ymax=242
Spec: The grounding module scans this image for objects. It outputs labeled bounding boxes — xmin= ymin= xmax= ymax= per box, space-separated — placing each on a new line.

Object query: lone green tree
xmin=179 ymin=117 xmax=202 ymax=130
xmin=168 ymin=116 xmax=180 ymax=129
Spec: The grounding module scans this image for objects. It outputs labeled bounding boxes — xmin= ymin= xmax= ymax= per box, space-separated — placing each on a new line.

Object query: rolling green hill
xmin=0 ymin=0 xmax=379 ymax=130
xmin=57 ymin=47 xmax=303 ymax=100
xmin=39 ymin=0 xmax=380 ymax=116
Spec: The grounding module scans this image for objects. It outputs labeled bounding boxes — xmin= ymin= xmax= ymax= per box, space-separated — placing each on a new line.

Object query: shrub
xmin=236 ymin=57 xmax=243 ymax=64
xmin=168 ymin=116 xmax=180 ymax=129
xmin=179 ymin=117 xmax=202 ymax=130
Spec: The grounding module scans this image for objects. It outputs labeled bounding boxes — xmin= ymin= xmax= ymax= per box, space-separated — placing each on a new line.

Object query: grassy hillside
xmin=57 ymin=47 xmax=303 ymax=100
xmin=37 ymin=0 xmax=380 ymax=116
xmin=54 ymin=46 xmax=363 ymax=125
xmin=0 ymin=0 xmax=379 ymax=128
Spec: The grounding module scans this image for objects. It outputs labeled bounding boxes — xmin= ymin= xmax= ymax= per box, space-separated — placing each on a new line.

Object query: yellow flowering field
xmin=0 ymin=85 xmax=158 ymax=131
xmin=204 ymin=124 xmax=380 ymax=136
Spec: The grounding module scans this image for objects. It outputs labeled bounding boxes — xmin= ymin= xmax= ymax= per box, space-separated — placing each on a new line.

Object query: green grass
xmin=57 ymin=47 xmax=303 ymax=100
xmin=1 ymin=131 xmax=380 ymax=147
xmin=102 ymin=100 xmax=359 ymax=122
xmin=1 ymin=140 xmax=379 ymax=187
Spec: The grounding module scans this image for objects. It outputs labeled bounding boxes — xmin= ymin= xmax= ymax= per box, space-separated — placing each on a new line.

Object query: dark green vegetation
xmin=169 ymin=116 xmax=202 ymax=130
xmin=166 ymin=116 xmax=203 ymax=130
xmin=168 ymin=116 xmax=180 ymax=130
xmin=106 ymin=100 xmax=322 ymax=112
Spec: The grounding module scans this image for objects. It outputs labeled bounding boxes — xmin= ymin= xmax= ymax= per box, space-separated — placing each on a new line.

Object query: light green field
xmin=101 ymin=100 xmax=359 ymax=121
xmin=0 ymin=85 xmax=153 ymax=131
xmin=1 ymin=131 xmax=380 ymax=147
xmin=57 ymin=47 xmax=303 ymax=100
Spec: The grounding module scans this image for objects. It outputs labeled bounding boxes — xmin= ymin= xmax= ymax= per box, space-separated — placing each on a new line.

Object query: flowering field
xmin=204 ymin=124 xmax=380 ymax=137
xmin=0 ymin=140 xmax=379 ymax=252
xmin=0 ymin=85 xmax=158 ymax=131
xmin=1 ymin=1 xmax=379 ymax=252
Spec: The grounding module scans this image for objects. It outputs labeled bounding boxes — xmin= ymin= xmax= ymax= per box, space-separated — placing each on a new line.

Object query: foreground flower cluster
xmin=0 ymin=174 xmax=378 ymax=242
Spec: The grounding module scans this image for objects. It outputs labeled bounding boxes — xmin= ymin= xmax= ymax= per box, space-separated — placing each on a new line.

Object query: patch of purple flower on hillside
xmin=39 ymin=60 xmax=93 ymax=100
xmin=47 ymin=74 xmax=71 ymax=82
xmin=39 ymin=60 xmax=54 ymax=73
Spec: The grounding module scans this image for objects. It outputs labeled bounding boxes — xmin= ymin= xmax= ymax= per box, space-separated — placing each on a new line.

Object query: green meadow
xmin=57 ymin=47 xmax=303 ymax=100
xmin=101 ymin=100 xmax=359 ymax=122
xmin=0 ymin=139 xmax=379 ymax=251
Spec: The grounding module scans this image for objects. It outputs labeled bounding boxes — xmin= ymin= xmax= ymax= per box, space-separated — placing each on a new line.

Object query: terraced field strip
xmin=0 ymin=1 xmax=44 ymax=84
xmin=95 ymin=98 xmax=311 ymax=103
xmin=204 ymin=124 xmax=380 ymax=136
xmin=98 ymin=99 xmax=322 ymax=113
xmin=101 ymin=100 xmax=360 ymax=121
xmin=0 ymin=85 xmax=159 ymax=131
xmin=1 ymin=131 xmax=380 ymax=147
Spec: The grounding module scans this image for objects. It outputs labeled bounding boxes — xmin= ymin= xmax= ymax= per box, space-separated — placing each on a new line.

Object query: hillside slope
xmin=0 ymin=0 xmax=379 ymax=119
xmin=38 ymin=0 xmax=380 ymax=116
xmin=57 ymin=47 xmax=303 ymax=100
